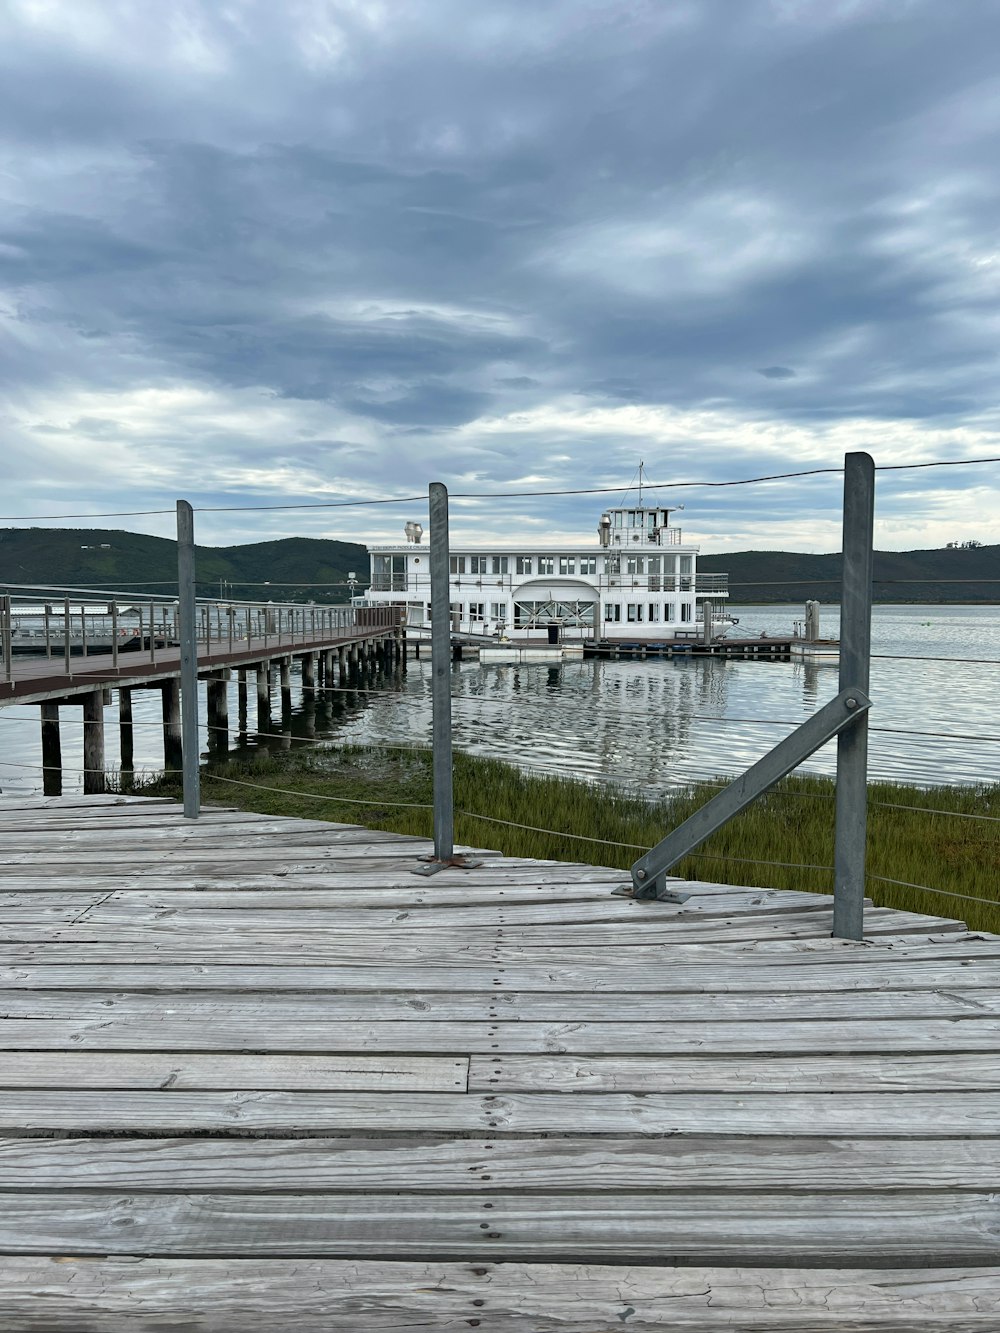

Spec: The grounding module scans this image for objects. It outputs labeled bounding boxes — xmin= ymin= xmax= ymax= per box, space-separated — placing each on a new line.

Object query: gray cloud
xmin=0 ymin=0 xmax=999 ymax=547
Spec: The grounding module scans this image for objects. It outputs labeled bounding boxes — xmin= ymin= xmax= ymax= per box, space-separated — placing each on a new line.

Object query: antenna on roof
xmin=638 ymin=460 xmax=644 ymax=506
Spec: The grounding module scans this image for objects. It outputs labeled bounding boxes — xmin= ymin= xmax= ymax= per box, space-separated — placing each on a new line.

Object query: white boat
xmin=360 ymin=503 xmax=730 ymax=646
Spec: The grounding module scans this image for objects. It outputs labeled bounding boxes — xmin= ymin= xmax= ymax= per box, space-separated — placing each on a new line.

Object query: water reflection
xmin=1 ymin=604 xmax=998 ymax=796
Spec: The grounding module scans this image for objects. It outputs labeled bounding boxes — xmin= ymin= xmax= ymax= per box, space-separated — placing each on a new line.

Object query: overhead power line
xmin=0 ymin=455 xmax=996 ymax=523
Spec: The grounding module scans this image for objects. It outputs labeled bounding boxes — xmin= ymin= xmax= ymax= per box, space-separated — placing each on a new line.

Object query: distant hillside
xmin=0 ymin=527 xmax=996 ymax=604
xmin=698 ymin=545 xmax=1000 ymax=604
xmin=0 ymin=528 xmax=369 ymax=603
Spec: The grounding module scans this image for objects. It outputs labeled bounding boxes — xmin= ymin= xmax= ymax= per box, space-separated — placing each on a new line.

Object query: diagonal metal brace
xmin=632 ymin=687 xmax=871 ymax=899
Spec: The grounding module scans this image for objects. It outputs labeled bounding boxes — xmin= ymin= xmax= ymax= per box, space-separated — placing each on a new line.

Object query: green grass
xmin=138 ymin=744 xmax=1000 ymax=933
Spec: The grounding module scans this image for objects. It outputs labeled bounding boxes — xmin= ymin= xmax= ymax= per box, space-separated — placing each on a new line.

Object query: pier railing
xmin=0 ymin=583 xmax=393 ymax=684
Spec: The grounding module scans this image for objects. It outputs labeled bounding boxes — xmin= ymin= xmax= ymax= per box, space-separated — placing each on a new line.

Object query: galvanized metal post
xmin=176 ymin=500 xmax=200 ymax=819
xmin=1 ymin=594 xmax=11 ymax=683
xmin=429 ymin=481 xmax=454 ymax=861
xmin=832 ymin=452 xmax=875 ymax=940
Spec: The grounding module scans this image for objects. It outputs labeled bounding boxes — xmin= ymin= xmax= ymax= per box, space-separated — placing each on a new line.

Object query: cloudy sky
xmin=2 ymin=0 xmax=999 ymax=554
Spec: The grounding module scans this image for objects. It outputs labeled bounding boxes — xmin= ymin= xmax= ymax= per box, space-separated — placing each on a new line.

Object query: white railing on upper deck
xmin=368 ymin=572 xmax=728 ymax=596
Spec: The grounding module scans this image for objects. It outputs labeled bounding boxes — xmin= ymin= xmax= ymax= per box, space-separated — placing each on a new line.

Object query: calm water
xmin=1 ymin=605 xmax=996 ymax=797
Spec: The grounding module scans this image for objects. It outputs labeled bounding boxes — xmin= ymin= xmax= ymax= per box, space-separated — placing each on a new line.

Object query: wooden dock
xmin=1 ymin=607 xmax=400 ymax=794
xmin=1 ymin=794 xmax=999 ymax=1328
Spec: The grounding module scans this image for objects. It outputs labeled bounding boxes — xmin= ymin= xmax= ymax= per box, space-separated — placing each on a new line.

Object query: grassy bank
xmin=140 ymin=745 xmax=1000 ymax=933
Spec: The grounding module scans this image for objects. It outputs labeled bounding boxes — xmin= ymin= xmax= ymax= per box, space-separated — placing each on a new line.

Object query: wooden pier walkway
xmin=0 ymin=616 xmax=398 ymax=707
xmin=1 ymin=794 xmax=999 ymax=1328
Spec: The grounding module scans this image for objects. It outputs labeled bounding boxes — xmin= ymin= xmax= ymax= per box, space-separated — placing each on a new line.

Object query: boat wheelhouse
xmin=361 ymin=505 xmax=729 ymax=644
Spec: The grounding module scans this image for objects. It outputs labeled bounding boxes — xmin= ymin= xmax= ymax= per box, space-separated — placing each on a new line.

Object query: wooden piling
xmin=206 ymin=677 xmax=229 ymax=757
xmin=40 ymin=701 xmax=62 ymax=797
xmin=81 ymin=689 xmax=105 ymax=795
xmin=256 ymin=664 xmax=271 ymax=732
xmin=237 ymin=669 xmax=248 ymax=736
xmin=118 ymin=687 xmax=134 ymax=783
xmin=161 ymin=679 xmax=182 ymax=777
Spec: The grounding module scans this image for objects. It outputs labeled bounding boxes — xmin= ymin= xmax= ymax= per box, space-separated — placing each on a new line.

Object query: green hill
xmin=0 ymin=528 xmax=996 ymax=604
xmin=0 ymin=529 xmax=369 ymax=603
xmin=698 ymin=545 xmax=1000 ymax=604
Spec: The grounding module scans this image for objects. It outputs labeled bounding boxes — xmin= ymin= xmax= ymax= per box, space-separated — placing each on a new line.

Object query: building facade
xmin=361 ymin=506 xmax=729 ymax=643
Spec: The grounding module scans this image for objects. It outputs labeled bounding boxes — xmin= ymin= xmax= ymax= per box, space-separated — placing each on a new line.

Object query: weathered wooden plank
xmin=0 ymin=1052 xmax=468 ymax=1091
xmin=5 ymin=986 xmax=999 ymax=1022
xmin=2 ymin=1013 xmax=1000 ymax=1054
xmin=5 ymin=960 xmax=999 ymax=993
xmin=95 ymin=888 xmax=832 ymax=918
xmin=1 ymin=1190 xmax=998 ymax=1263
xmin=0 ymin=825 xmax=424 ymax=846
xmin=0 ymin=934 xmax=995 ymax=967
xmin=2 ymin=1133 xmax=997 ymax=1192
xmin=0 ymin=868 xmax=633 ymax=893
xmin=0 ymin=861 xmax=627 ymax=885
xmin=0 ymin=883 xmax=632 ymax=909
xmin=0 ymin=1090 xmax=996 ymax=1135
xmin=468 ymin=1053 xmax=1000 ymax=1092
xmin=47 ymin=894 xmax=843 ymax=931
xmin=1 ymin=910 xmax=968 ymax=949
xmin=3 ymin=1258 xmax=998 ymax=1332
xmin=0 ymin=794 xmax=177 ymax=811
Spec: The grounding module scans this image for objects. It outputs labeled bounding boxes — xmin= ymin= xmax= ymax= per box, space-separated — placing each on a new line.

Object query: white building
xmin=362 ymin=505 xmax=730 ymax=644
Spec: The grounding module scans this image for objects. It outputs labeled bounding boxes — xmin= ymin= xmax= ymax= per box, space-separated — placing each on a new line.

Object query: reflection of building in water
xmin=362 ymin=505 xmax=729 ymax=643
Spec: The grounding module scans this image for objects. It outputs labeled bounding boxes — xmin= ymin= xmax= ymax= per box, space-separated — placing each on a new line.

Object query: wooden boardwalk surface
xmin=1 ymin=793 xmax=999 ymax=1329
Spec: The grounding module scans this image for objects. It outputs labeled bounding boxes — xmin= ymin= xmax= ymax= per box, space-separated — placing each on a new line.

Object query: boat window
xmin=579 ymin=556 xmax=596 ymax=575
xmin=450 ymin=556 xmax=466 ymax=574
xmin=558 ymin=556 xmax=575 ymax=575
xmin=492 ymin=556 xmax=508 ymax=574
xmin=516 ymin=556 xmax=533 ymax=575
xmin=537 ymin=556 xmax=555 ymax=575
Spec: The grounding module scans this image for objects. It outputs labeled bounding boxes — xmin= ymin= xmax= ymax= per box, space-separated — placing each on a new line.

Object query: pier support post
xmin=237 ymin=668 xmax=248 ymax=736
xmin=256 ymin=663 xmax=271 ymax=733
xmin=161 ymin=679 xmax=183 ymax=778
xmin=206 ymin=676 xmax=229 ymax=757
xmin=279 ymin=657 xmax=292 ymax=723
xmin=82 ymin=690 xmax=106 ymax=795
xmin=118 ymin=687 xmax=134 ymax=787
xmin=302 ymin=653 xmax=316 ymax=694
xmin=832 ymin=452 xmax=875 ymax=941
xmin=40 ymin=702 xmax=62 ymax=797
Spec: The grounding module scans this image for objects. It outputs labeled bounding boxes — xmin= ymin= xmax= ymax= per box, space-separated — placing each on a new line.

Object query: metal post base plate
xmin=411 ymin=854 xmax=485 ymax=877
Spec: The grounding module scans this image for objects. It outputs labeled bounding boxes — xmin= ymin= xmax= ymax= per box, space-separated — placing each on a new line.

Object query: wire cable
xmin=866 ymin=873 xmax=1000 ymax=911
xmin=1 ymin=453 xmax=997 ymax=522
